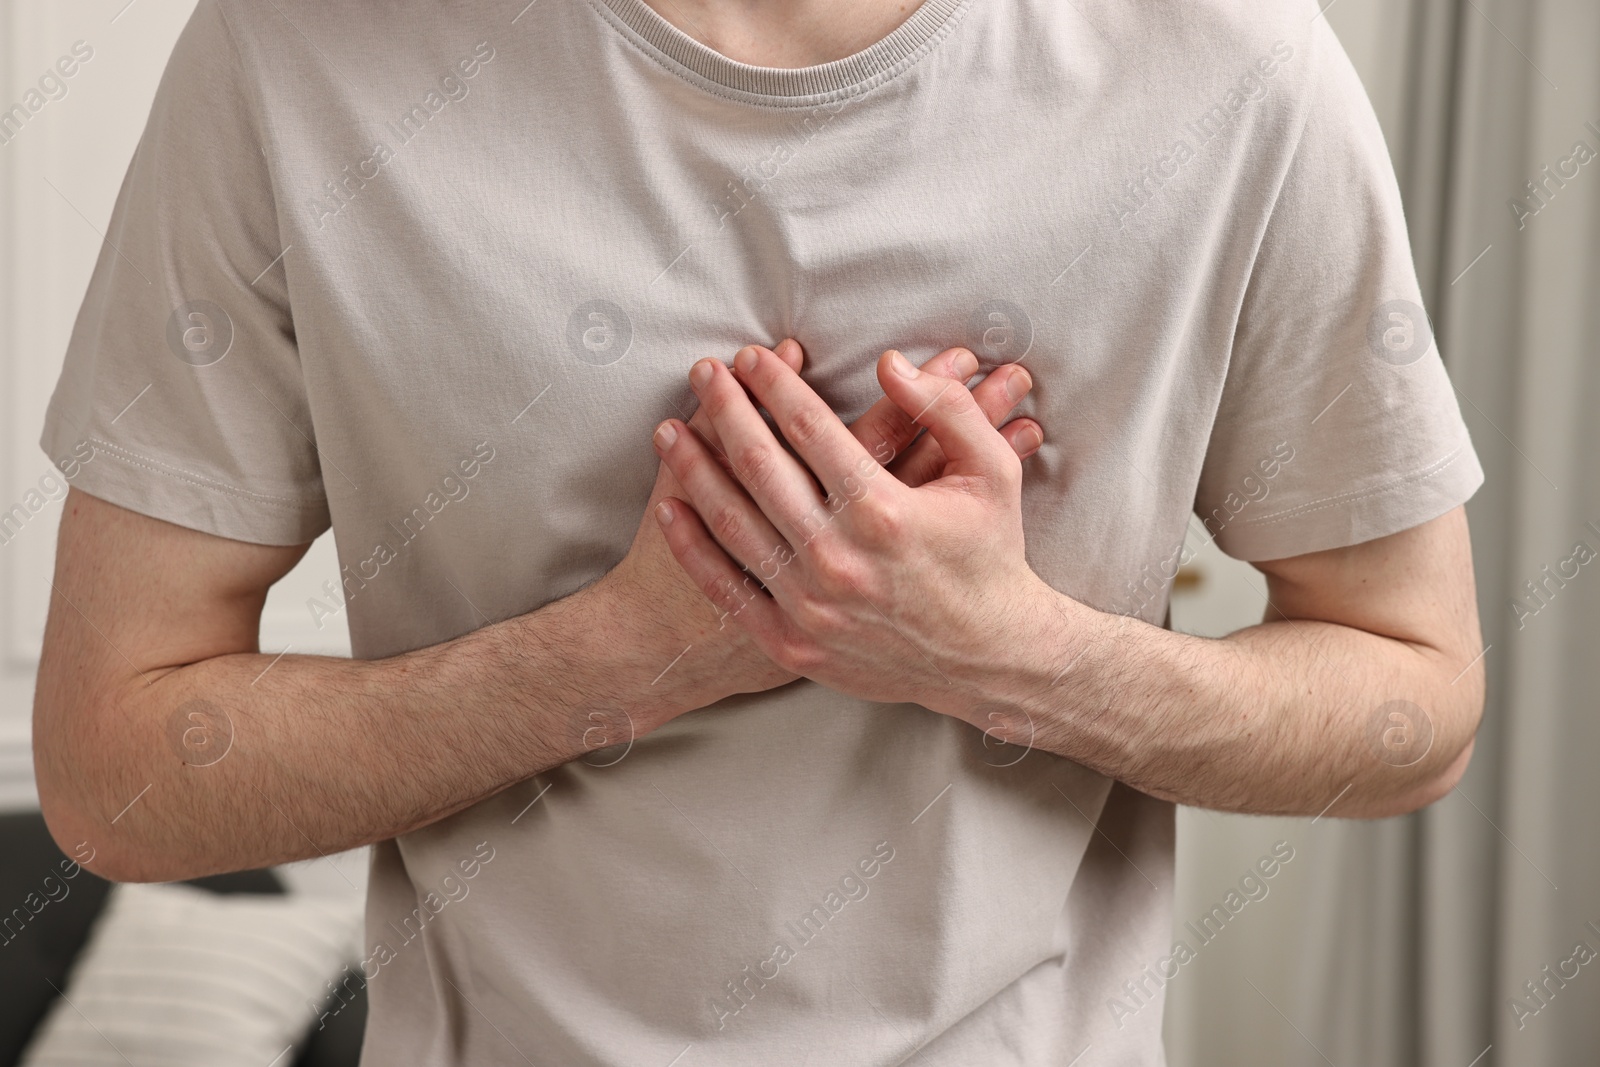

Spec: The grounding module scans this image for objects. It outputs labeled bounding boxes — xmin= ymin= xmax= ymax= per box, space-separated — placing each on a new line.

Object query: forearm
xmin=977 ymin=586 xmax=1481 ymax=817
xmin=639 ymin=339 xmax=1484 ymax=817
xmin=36 ymin=575 xmax=721 ymax=882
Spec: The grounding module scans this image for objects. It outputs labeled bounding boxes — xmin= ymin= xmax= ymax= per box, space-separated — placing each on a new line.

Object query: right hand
xmin=596 ymin=338 xmax=1045 ymax=709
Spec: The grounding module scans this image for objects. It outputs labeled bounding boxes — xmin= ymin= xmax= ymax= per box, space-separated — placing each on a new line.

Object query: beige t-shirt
xmin=41 ymin=0 xmax=1483 ymax=1062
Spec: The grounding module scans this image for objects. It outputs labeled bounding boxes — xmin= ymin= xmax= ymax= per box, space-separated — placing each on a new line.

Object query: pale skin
xmin=34 ymin=0 xmax=1485 ymax=881
xmin=37 ymin=337 xmax=1484 ymax=884
xmin=652 ymin=345 xmax=1485 ymax=818
xmin=636 ymin=0 xmax=922 ymax=67
xmin=611 ymin=0 xmax=1484 ymax=811
xmin=34 ymin=342 xmax=1045 ymax=881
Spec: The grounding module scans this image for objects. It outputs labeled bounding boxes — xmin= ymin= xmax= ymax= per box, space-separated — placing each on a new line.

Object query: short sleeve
xmin=39 ymin=0 xmax=329 ymax=546
xmin=1193 ymin=23 xmax=1483 ymax=563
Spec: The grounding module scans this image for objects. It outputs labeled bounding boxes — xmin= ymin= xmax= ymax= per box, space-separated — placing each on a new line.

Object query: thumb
xmin=876 ymin=349 xmax=1014 ymax=478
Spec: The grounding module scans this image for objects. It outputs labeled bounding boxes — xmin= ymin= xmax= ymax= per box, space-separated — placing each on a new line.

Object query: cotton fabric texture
xmin=40 ymin=0 xmax=1483 ymax=1063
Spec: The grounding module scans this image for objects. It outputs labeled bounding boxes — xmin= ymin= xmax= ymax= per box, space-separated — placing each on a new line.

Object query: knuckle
xmin=701 ymin=573 xmax=742 ymax=613
xmin=858 ymin=412 xmax=909 ymax=458
xmin=851 ymin=493 xmax=906 ymax=544
xmin=974 ymin=378 xmax=1018 ymax=423
xmin=937 ymin=381 xmax=980 ymax=418
xmin=785 ymin=404 xmax=831 ymax=450
xmin=808 ymin=547 xmax=863 ymax=592
xmin=792 ymin=501 xmax=835 ymax=549
xmin=788 ymin=590 xmax=833 ymax=631
xmin=774 ymin=636 xmax=825 ymax=675
xmin=923 ymin=349 xmax=959 ymax=379
xmin=731 ymin=444 xmax=777 ymax=494
xmin=707 ymin=503 xmax=748 ymax=544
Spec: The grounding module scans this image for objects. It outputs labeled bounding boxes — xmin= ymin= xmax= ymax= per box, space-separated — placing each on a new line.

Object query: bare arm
xmin=34 ymin=341 xmax=1042 ymax=883
xmin=1003 ymin=504 xmax=1485 ymax=817
xmin=33 ymin=487 xmax=731 ymax=883
xmin=648 ymin=344 xmax=1485 ymax=819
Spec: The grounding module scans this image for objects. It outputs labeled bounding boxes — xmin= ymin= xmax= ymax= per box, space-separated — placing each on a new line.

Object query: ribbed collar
xmin=587 ymin=0 xmax=972 ymax=102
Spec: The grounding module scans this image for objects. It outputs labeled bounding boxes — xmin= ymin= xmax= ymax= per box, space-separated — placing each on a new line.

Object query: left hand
xmin=650 ymin=343 xmax=1057 ymax=721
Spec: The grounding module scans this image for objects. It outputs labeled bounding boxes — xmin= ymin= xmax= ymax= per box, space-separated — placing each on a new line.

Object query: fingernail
xmin=953 ymin=349 xmax=979 ymax=379
xmin=889 ymin=350 xmax=919 ymax=379
xmin=1020 ymin=426 xmax=1043 ymax=454
xmin=654 ymin=422 xmax=678 ymax=450
xmin=734 ymin=346 xmax=759 ymax=374
xmin=690 ymin=360 xmax=715 ymax=389
xmin=655 ymin=501 xmax=675 ymax=525
xmin=1005 ymin=366 xmax=1032 ymax=402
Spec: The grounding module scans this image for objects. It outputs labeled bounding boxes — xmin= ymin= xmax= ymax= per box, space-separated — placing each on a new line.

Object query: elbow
xmin=1418 ymin=657 xmax=1487 ymax=808
xmin=34 ymin=713 xmax=103 ymax=879
xmin=1386 ymin=652 xmax=1486 ymax=815
xmin=37 ymin=789 xmax=171 ymax=884
xmin=1397 ymin=735 xmax=1477 ymax=814
xmin=34 ymin=730 xmax=158 ymax=884
xmin=1384 ymin=719 xmax=1481 ymax=817
xmin=35 ymin=777 xmax=122 ymax=882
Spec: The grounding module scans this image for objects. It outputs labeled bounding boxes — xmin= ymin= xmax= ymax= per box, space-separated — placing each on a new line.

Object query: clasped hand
xmin=652 ymin=343 xmax=1056 ymax=721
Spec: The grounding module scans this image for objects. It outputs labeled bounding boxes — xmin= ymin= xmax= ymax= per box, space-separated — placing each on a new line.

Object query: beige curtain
xmin=1287 ymin=2 xmax=1600 ymax=1066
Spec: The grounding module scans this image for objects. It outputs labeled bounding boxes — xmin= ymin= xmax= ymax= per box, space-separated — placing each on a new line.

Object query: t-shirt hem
xmin=40 ymin=423 xmax=330 ymax=547
xmin=1213 ymin=438 xmax=1485 ymax=562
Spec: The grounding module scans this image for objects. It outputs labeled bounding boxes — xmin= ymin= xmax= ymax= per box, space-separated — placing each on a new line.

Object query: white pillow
xmin=20 ymin=881 xmax=365 ymax=1067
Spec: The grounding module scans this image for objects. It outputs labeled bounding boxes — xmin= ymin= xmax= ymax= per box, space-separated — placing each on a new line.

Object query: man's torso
xmin=207 ymin=0 xmax=1323 ymax=1061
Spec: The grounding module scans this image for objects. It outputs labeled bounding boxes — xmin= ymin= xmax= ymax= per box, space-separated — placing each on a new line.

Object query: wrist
xmin=564 ymin=572 xmax=692 ymax=733
xmin=948 ymin=575 xmax=1104 ymax=742
xmin=580 ymin=564 xmax=755 ymax=726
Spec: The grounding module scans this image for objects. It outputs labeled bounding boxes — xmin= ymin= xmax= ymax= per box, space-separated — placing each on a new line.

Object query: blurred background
xmin=1 ymin=1 xmax=1596 ymax=1065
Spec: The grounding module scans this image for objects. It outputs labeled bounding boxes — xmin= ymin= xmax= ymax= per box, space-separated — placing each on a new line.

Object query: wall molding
xmin=0 ymin=717 xmax=37 ymax=811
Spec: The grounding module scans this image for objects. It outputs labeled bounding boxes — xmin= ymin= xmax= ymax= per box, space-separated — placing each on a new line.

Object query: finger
xmin=773 ymin=337 xmax=804 ymax=372
xmin=684 ymin=340 xmax=803 ymax=476
xmin=892 ymin=362 xmax=1035 ymax=486
xmin=692 ymin=354 xmax=838 ymax=545
xmin=876 ymin=349 xmax=1014 ymax=479
xmin=653 ymin=417 xmax=796 ymax=585
xmin=655 ymin=498 xmax=789 ymax=639
xmin=728 ymin=344 xmax=886 ymax=509
xmin=848 ymin=347 xmax=979 ymax=472
xmin=999 ymin=418 xmax=1045 ymax=460
xmin=897 ymin=416 xmax=1045 ymax=488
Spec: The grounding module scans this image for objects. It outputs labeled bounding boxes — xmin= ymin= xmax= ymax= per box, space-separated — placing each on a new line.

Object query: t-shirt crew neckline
xmin=586 ymin=0 xmax=972 ymax=102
